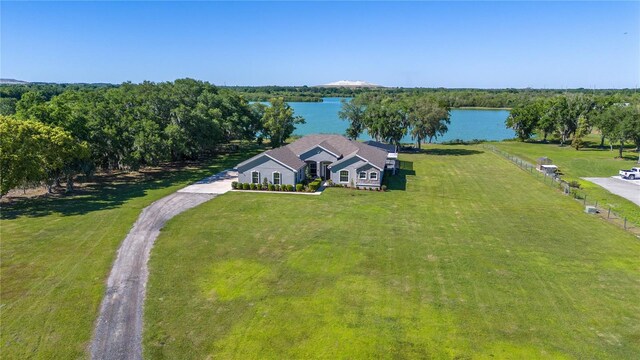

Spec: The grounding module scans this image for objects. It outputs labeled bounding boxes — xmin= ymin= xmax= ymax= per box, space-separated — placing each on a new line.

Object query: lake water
xmin=287 ymin=97 xmax=514 ymax=143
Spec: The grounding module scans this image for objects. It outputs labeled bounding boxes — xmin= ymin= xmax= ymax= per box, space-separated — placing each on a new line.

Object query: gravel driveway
xmin=91 ymin=171 xmax=236 ymax=360
xmin=583 ymin=176 xmax=640 ymax=206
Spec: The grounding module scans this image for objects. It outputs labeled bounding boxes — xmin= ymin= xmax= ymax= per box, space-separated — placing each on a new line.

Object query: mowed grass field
xmin=493 ymin=139 xmax=640 ymax=225
xmin=0 ymin=151 xmax=257 ymax=359
xmin=144 ymin=145 xmax=640 ymax=359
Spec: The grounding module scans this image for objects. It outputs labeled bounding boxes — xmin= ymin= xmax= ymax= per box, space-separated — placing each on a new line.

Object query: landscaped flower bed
xmin=232 ymin=181 xmax=296 ymax=192
xmin=323 ymin=179 xmax=387 ymax=192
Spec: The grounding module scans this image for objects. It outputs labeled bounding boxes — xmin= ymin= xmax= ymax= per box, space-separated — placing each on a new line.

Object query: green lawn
xmin=144 ymin=145 xmax=640 ymax=359
xmin=0 ymin=150 xmax=258 ymax=359
xmin=492 ymin=138 xmax=640 ymax=225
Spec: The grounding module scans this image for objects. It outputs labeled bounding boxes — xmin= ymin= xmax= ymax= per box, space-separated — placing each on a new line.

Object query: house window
xmin=273 ymin=172 xmax=281 ymax=185
xmin=369 ymin=171 xmax=378 ymax=180
xmin=359 ymin=171 xmax=367 ymax=180
xmin=308 ymin=162 xmax=317 ymax=177
xmin=339 ymin=170 xmax=349 ymax=183
xmin=251 ymin=171 xmax=260 ymax=184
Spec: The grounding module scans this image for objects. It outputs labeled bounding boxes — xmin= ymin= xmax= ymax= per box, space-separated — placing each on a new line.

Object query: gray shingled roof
xmin=237 ymin=145 xmax=305 ymax=170
xmin=265 ymin=146 xmax=306 ymax=170
xmin=287 ymin=134 xmax=360 ymax=156
xmin=351 ymin=141 xmax=389 ymax=170
xmin=239 ymin=134 xmax=389 ymax=172
xmin=363 ymin=140 xmax=396 ymax=153
xmin=316 ymin=140 xmax=342 ymax=157
xmin=288 ymin=134 xmax=388 ymax=170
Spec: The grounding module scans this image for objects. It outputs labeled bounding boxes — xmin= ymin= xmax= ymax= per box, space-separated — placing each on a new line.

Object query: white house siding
xmin=299 ymin=147 xmax=339 ymax=163
xmin=327 ymin=157 xmax=366 ymax=186
xmin=237 ymin=156 xmax=297 ymax=185
xmin=355 ymin=163 xmax=383 ymax=187
xmin=300 ymin=147 xmax=339 ymax=179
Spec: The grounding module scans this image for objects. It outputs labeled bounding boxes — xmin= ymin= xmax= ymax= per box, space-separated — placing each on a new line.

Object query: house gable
xmin=238 ymin=153 xmax=299 ymax=173
xmin=237 ymin=155 xmax=298 ymax=185
xmin=299 ymin=145 xmax=340 ymax=163
xmin=329 ymin=155 xmax=367 ymax=172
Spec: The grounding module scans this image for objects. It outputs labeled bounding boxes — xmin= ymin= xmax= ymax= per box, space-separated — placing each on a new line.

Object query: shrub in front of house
xmin=295 ymin=184 xmax=303 ymax=192
xmin=250 ymin=183 xmax=257 ymax=190
xmin=381 ymin=185 xmax=387 ymax=192
xmin=268 ymin=184 xmax=275 ymax=191
xmin=231 ymin=181 xmax=238 ymax=189
xmin=287 ymin=184 xmax=294 ymax=191
xmin=308 ymin=178 xmax=322 ymax=192
xmin=242 ymin=183 xmax=250 ymax=190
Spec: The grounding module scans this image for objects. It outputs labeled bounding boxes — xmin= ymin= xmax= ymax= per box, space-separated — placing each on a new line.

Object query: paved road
xmin=583 ymin=176 xmax=640 ymax=207
xmin=91 ymin=171 xmax=236 ymax=360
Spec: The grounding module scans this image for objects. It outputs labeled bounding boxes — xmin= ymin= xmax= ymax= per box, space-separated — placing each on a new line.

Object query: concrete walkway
xmin=91 ymin=171 xmax=235 ymax=360
xmin=178 ymin=169 xmax=237 ymax=194
xmin=583 ymin=176 xmax=640 ymax=207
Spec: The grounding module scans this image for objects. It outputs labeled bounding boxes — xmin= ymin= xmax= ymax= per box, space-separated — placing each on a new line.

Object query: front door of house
xmin=322 ymin=163 xmax=330 ymax=180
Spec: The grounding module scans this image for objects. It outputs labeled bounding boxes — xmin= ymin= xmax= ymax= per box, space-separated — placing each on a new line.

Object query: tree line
xmin=339 ymin=93 xmax=451 ymax=149
xmin=229 ymin=86 xmax=640 ymax=107
xmin=0 ymin=79 xmax=303 ymax=196
xmin=505 ymin=94 xmax=640 ymax=157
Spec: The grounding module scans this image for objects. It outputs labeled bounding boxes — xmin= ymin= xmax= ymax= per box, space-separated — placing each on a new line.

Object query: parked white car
xmin=619 ymin=167 xmax=640 ymax=179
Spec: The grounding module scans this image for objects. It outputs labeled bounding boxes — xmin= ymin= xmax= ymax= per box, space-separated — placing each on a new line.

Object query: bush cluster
xmin=234 ymin=182 xmax=297 ymax=192
xmin=568 ymin=180 xmax=582 ymax=189
xmin=233 ymin=179 xmax=389 ymax=192
xmin=308 ymin=178 xmax=322 ymax=192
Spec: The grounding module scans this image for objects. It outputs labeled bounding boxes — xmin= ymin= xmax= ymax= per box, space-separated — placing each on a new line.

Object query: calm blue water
xmin=287 ymin=97 xmax=514 ymax=143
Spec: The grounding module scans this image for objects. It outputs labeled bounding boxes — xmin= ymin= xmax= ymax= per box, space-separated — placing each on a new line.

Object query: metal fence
xmin=482 ymin=144 xmax=639 ymax=236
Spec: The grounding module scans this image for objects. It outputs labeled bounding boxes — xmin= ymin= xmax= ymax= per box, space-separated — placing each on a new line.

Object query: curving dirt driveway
xmin=91 ymin=171 xmax=236 ymax=360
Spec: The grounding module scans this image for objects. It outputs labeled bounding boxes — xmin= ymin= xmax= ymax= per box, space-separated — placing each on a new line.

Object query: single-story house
xmin=236 ymin=134 xmax=397 ymax=189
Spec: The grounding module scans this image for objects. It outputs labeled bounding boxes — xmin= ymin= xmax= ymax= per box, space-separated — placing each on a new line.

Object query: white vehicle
xmin=619 ymin=167 xmax=640 ymax=179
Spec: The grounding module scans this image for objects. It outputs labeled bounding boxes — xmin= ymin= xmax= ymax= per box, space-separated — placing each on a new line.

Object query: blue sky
xmin=1 ymin=1 xmax=638 ymax=88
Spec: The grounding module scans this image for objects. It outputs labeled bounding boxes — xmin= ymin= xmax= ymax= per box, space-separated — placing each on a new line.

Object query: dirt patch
xmin=1 ymin=161 xmax=205 ymax=206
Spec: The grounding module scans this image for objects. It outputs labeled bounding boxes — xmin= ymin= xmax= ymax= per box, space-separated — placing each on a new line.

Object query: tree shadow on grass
xmin=384 ymin=161 xmax=416 ymax=191
xmin=1 ymin=149 xmax=259 ymax=220
xmin=421 ymin=148 xmax=484 ymax=156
